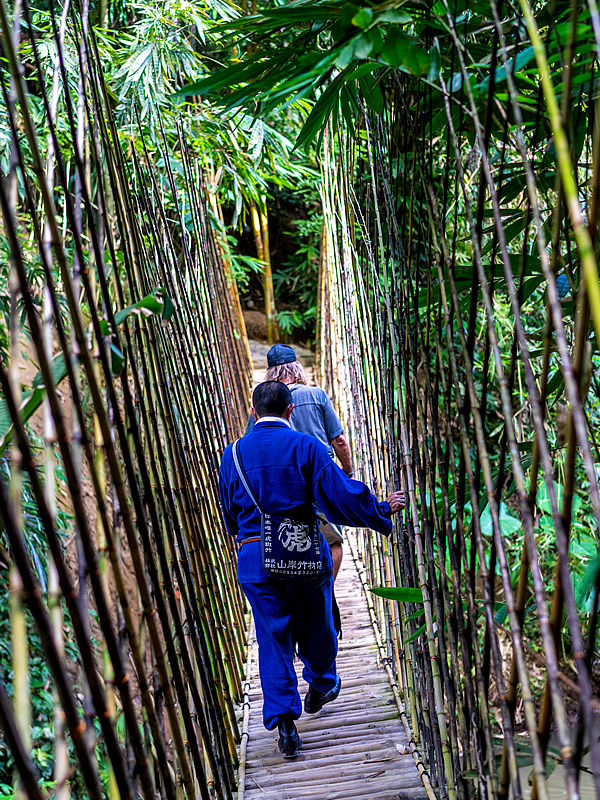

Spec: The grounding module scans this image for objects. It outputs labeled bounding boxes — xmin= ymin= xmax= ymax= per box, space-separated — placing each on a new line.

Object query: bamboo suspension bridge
xmin=1 ymin=1 xmax=600 ymax=799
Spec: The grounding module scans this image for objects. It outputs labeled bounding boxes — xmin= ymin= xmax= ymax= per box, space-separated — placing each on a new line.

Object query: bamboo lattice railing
xmin=317 ymin=6 xmax=600 ymax=796
xmin=0 ymin=1 xmax=250 ymax=797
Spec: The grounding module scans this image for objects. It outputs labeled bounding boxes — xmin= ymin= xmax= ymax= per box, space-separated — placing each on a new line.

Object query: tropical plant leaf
xmin=295 ymin=67 xmax=353 ymax=150
xmin=536 ymin=480 xmax=582 ymax=517
xmin=406 ymin=622 xmax=427 ymax=643
xmin=370 ymin=586 xmax=424 ymax=602
xmin=101 ymin=288 xmax=175 ymax=336
xmin=0 ymin=352 xmax=68 ymax=456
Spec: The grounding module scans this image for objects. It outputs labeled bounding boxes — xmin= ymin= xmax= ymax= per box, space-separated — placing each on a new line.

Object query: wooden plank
xmin=236 ymin=556 xmax=430 ymax=800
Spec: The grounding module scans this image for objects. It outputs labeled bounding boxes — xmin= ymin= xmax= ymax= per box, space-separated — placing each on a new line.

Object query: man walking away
xmin=220 ymin=381 xmax=405 ymax=759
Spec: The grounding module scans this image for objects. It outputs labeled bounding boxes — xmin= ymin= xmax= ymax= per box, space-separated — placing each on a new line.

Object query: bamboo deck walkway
xmin=237 ymin=542 xmax=432 ymax=800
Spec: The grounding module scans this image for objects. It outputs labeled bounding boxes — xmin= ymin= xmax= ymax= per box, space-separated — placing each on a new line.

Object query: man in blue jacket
xmin=219 ymin=381 xmax=405 ymax=759
xmin=245 ymin=343 xmax=352 ymax=582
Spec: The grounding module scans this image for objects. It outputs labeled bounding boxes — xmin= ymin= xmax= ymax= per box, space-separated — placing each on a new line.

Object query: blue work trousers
xmin=241 ymin=570 xmax=338 ymax=730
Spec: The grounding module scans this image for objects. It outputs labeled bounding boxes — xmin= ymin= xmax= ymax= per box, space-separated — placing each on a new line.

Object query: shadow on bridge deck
xmin=237 ymin=544 xmax=431 ymax=800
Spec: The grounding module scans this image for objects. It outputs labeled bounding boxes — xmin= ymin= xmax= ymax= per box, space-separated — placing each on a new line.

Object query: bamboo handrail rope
xmin=137 ymin=303 xmax=243 ymax=728
xmin=0 ymin=122 xmax=160 ymax=800
xmin=129 ymin=192 xmax=242 ymax=773
xmin=126 ymin=312 xmax=240 ymax=776
xmin=406 ymin=43 xmax=576 ymax=792
xmin=401 ymin=155 xmax=479 ymax=795
xmin=132 ymin=148 xmax=250 ymax=708
xmin=82 ymin=31 xmax=246 ymax=776
xmin=349 ymin=172 xmax=424 ymax=734
xmin=324 ymin=114 xmax=524 ymax=800
xmin=316 ymin=36 xmax=596 ymax=792
xmin=324 ymin=128 xmax=446 ymax=792
xmin=427 ymin=122 xmax=548 ymax=800
xmin=362 ymin=109 xmax=457 ymax=799
xmin=182 ymin=133 xmax=251 ymax=420
xmin=100 ymin=187 xmax=237 ymax=797
xmin=390 ymin=82 xmax=527 ymax=796
xmin=112 ymin=142 xmax=244 ymax=688
xmin=122 ymin=101 xmax=246 ymax=792
xmin=346 ymin=155 xmax=440 ymax=780
xmin=379 ymin=124 xmax=478 ymax=795
xmin=170 ymin=128 xmax=249 ymax=611
xmin=154 ymin=112 xmax=237 ymax=438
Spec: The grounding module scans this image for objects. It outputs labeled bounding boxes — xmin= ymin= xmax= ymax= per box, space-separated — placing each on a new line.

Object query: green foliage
xmin=178 ymin=0 xmax=440 ymax=149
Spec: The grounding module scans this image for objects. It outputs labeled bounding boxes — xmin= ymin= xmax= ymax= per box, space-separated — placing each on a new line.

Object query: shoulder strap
xmin=232 ymin=440 xmax=264 ymax=513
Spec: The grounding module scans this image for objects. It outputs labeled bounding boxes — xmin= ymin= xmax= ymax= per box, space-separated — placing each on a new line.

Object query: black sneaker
xmin=304 ymin=675 xmax=342 ymax=714
xmin=277 ymin=715 xmax=302 ymax=759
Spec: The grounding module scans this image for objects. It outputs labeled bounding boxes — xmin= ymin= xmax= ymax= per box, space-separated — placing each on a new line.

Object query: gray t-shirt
xmin=245 ymin=384 xmax=344 ymax=458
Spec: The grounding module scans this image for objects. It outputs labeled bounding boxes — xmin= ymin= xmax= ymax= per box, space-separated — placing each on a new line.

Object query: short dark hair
xmin=252 ymin=381 xmax=293 ymax=417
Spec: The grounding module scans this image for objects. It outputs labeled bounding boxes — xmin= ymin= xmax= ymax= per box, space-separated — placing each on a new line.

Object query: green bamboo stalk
xmin=43 ymin=5 xmax=71 ymax=795
xmin=6 ymin=6 xmax=31 ymax=798
xmin=520 ymin=0 xmax=600 ymax=351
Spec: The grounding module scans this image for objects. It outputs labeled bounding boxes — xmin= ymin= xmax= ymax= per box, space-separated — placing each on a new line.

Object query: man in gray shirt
xmin=245 ymin=344 xmax=353 ymax=581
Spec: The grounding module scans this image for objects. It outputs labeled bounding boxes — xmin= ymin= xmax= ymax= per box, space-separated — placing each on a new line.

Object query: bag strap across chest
xmin=232 ymin=439 xmax=265 ymax=514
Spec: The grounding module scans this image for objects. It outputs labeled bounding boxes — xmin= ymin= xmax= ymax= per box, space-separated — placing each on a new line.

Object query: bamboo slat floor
xmin=238 ymin=552 xmax=431 ymax=800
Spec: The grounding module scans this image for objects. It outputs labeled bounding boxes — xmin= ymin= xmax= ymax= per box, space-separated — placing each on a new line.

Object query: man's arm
xmin=313 ymin=460 xmax=405 ymax=537
xmin=330 ymin=433 xmax=353 ymax=475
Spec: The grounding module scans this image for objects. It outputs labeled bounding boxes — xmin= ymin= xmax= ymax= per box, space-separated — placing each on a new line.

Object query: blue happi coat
xmin=218 ymin=418 xmax=393 ymax=729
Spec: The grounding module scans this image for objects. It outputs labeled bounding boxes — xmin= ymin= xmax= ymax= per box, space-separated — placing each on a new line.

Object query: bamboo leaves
xmin=370 ymin=586 xmax=424 ymax=603
xmin=177 ymin=0 xmax=439 ymax=148
xmin=99 ymin=287 xmax=175 ymax=335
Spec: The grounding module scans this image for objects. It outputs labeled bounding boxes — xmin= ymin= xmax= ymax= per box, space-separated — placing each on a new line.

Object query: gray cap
xmin=267 ymin=344 xmax=296 ymax=367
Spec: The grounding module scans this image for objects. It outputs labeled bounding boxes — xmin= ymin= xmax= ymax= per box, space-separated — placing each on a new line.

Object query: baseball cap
xmin=267 ymin=344 xmax=297 ymax=367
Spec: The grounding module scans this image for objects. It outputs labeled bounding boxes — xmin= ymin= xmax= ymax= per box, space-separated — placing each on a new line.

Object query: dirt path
xmin=248 ymin=339 xmax=315 ymax=387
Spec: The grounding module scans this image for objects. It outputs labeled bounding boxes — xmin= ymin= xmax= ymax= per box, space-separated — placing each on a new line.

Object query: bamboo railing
xmin=0 ymin=1 xmax=249 ymax=797
xmin=317 ymin=14 xmax=600 ymax=795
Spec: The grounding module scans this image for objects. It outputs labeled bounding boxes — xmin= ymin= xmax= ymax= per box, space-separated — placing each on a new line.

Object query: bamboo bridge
xmin=1 ymin=1 xmax=600 ymax=799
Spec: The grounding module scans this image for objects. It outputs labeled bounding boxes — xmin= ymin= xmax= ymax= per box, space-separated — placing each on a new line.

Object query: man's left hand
xmin=386 ymin=491 xmax=406 ymax=514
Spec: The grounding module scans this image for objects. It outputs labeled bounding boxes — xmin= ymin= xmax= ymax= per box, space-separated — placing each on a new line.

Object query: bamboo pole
xmin=250 ymin=200 xmax=278 ymax=343
xmin=6 ymin=6 xmax=31 ymax=799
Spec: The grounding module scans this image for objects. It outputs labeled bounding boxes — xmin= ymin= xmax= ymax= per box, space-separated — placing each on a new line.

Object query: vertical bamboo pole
xmin=44 ymin=6 xmax=71 ymax=795
xmin=7 ymin=5 xmax=31 ymax=797
xmin=250 ymin=200 xmax=278 ymax=343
